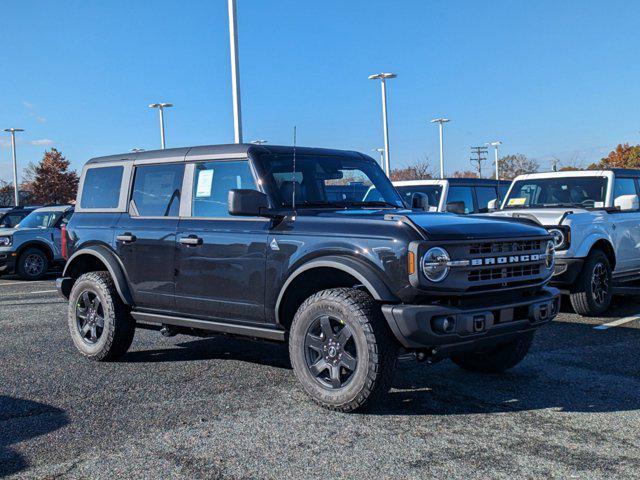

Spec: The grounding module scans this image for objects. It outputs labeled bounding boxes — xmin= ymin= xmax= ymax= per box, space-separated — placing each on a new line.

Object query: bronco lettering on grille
xmin=470 ymin=254 xmax=541 ymax=266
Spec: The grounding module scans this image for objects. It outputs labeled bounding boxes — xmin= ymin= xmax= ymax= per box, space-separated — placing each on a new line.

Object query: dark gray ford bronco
xmin=57 ymin=144 xmax=559 ymax=412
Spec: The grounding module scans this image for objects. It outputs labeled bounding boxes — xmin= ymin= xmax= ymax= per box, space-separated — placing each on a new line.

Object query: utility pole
xmin=368 ymin=73 xmax=397 ymax=176
xmin=228 ymin=0 xmax=243 ymax=143
xmin=470 ymin=146 xmax=488 ymax=178
xmin=3 ymin=128 xmax=24 ymax=206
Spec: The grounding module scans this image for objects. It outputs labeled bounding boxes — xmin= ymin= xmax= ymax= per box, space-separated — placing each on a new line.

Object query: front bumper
xmin=0 ymin=251 xmax=16 ymax=274
xmin=381 ymin=286 xmax=560 ymax=351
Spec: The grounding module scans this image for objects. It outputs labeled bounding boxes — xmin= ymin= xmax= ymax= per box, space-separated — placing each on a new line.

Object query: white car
xmin=490 ymin=169 xmax=640 ymax=316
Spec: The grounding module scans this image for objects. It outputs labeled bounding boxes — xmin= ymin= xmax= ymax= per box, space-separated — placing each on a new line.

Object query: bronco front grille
xmin=469 ymin=239 xmax=542 ymax=255
xmin=468 ymin=264 xmax=542 ymax=282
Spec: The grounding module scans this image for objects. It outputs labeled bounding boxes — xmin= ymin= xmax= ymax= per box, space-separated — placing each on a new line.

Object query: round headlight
xmin=545 ymin=240 xmax=555 ymax=269
xmin=0 ymin=236 xmax=11 ymax=247
xmin=548 ymin=228 xmax=565 ymax=248
xmin=421 ymin=247 xmax=451 ymax=282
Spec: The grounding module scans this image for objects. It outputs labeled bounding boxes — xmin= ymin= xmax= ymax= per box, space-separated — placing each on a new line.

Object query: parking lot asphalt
xmin=1 ymin=275 xmax=640 ymax=479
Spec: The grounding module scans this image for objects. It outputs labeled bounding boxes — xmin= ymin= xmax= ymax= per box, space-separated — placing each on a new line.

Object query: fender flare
xmin=573 ymin=232 xmax=614 ymax=260
xmin=15 ymin=240 xmax=54 ymax=261
xmin=63 ymin=245 xmax=134 ymax=305
xmin=275 ymin=255 xmax=398 ymax=324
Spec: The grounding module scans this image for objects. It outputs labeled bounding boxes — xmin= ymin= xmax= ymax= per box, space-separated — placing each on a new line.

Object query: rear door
xmin=174 ymin=159 xmax=269 ymax=323
xmin=115 ymin=162 xmax=184 ymax=310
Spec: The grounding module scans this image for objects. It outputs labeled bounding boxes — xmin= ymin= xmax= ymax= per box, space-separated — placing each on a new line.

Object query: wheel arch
xmin=275 ymin=255 xmax=398 ymax=329
xmin=15 ymin=241 xmax=54 ymax=262
xmin=62 ymin=246 xmax=134 ymax=305
xmin=589 ymin=239 xmax=616 ymax=270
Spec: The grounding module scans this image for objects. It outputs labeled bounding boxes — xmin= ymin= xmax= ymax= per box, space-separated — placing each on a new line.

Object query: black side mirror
xmin=445 ymin=201 xmax=466 ymax=214
xmin=228 ymin=189 xmax=269 ymax=216
xmin=411 ymin=192 xmax=430 ymax=211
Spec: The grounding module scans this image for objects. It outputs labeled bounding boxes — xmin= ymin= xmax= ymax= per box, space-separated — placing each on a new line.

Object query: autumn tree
xmin=451 ymin=170 xmax=478 ymax=178
xmin=499 ymin=154 xmax=539 ymax=180
xmin=28 ymin=148 xmax=79 ymax=205
xmin=0 ymin=180 xmax=13 ymax=206
xmin=390 ymin=157 xmax=435 ymax=181
xmin=588 ymin=143 xmax=640 ymax=170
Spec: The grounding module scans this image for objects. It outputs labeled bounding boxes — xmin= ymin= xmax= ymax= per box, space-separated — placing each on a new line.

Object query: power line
xmin=470 ymin=146 xmax=488 ymax=178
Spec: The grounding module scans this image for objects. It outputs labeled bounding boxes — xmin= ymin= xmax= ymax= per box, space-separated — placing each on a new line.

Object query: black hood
xmin=406 ymin=212 xmax=548 ymax=240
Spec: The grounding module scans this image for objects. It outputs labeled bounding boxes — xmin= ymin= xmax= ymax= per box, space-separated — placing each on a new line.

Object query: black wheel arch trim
xmin=63 ymin=245 xmax=134 ymax=305
xmin=275 ymin=255 xmax=398 ymax=325
xmin=16 ymin=241 xmax=54 ymax=261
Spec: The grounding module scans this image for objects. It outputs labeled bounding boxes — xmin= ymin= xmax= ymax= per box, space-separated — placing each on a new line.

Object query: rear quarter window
xmin=80 ymin=166 xmax=124 ymax=209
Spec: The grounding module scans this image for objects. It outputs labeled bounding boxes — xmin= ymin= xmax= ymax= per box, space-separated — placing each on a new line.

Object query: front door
xmin=115 ymin=162 xmax=184 ymax=310
xmin=174 ymin=159 xmax=268 ymax=323
xmin=610 ymin=177 xmax=640 ymax=275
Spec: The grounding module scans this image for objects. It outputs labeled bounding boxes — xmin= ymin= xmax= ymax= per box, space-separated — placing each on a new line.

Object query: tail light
xmin=61 ymin=224 xmax=68 ymax=260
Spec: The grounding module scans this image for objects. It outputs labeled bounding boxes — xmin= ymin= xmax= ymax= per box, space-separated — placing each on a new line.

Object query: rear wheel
xmin=570 ymin=250 xmax=612 ymax=316
xmin=67 ymin=271 xmax=135 ymax=361
xmin=17 ymin=247 xmax=49 ymax=280
xmin=451 ymin=331 xmax=535 ymax=373
xmin=289 ymin=288 xmax=398 ymax=412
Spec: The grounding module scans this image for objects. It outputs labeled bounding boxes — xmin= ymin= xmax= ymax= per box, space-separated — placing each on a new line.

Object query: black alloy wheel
xmin=75 ymin=290 xmax=105 ymax=345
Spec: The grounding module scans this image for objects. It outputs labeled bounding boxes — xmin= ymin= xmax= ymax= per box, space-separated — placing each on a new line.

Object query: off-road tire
xmin=289 ymin=288 xmax=399 ymax=412
xmin=451 ymin=331 xmax=535 ymax=373
xmin=570 ymin=250 xmax=612 ymax=317
xmin=17 ymin=247 xmax=49 ymax=280
xmin=67 ymin=271 xmax=135 ymax=361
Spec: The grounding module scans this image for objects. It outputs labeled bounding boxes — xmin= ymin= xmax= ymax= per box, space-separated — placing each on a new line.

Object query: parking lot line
xmin=30 ymin=289 xmax=58 ymax=294
xmin=0 ymin=280 xmax=51 ymax=287
xmin=593 ymin=314 xmax=640 ymax=330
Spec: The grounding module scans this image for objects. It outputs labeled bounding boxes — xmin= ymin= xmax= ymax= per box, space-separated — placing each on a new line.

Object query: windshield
xmin=504 ymin=177 xmax=608 ymax=209
xmin=17 ymin=210 xmax=64 ymax=229
xmin=255 ymin=153 xmax=404 ymax=209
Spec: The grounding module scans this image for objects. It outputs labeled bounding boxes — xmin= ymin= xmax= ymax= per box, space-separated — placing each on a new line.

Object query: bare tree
xmin=499 ymin=154 xmax=539 ymax=180
xmin=451 ymin=170 xmax=479 ymax=178
xmin=390 ymin=155 xmax=435 ymax=181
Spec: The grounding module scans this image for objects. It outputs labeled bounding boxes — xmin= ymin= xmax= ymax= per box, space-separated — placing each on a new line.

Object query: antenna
xmin=292 ymin=126 xmax=297 ymax=211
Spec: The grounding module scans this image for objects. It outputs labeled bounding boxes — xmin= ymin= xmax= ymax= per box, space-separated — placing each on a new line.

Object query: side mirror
xmin=445 ymin=201 xmax=466 ymax=214
xmin=614 ymin=194 xmax=639 ymax=211
xmin=487 ymin=199 xmax=498 ymax=211
xmin=228 ymin=189 xmax=269 ymax=216
xmin=411 ymin=192 xmax=430 ymax=211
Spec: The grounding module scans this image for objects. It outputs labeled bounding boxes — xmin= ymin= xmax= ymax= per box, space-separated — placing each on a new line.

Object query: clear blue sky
xmin=1 ymin=0 xmax=639 ymax=181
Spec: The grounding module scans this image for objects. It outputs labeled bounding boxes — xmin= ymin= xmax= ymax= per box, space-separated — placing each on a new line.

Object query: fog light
xmin=432 ymin=316 xmax=456 ymax=333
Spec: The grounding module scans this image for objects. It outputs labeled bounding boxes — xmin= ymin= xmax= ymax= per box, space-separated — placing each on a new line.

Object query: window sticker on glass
xmin=594 ymin=201 xmax=604 ymax=208
xmin=507 ymin=197 xmax=527 ymax=206
xmin=196 ymin=170 xmax=214 ymax=198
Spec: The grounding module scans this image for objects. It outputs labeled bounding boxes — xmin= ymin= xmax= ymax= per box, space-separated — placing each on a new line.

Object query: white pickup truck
xmin=489 ymin=169 xmax=640 ymax=316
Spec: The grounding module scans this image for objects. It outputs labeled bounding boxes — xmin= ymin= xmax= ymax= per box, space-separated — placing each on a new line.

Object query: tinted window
xmin=613 ymin=178 xmax=637 ymax=199
xmin=0 ymin=213 xmax=26 ymax=228
xmin=192 ymin=161 xmax=256 ymax=217
xmin=131 ymin=164 xmax=184 ymax=217
xmin=446 ymin=186 xmax=474 ymax=214
xmin=505 ymin=177 xmax=607 ymax=209
xmin=80 ymin=166 xmax=123 ymax=209
xmin=475 ymin=186 xmax=499 ymax=212
xmin=498 ymin=185 xmax=510 ymax=200
xmin=395 ymin=185 xmax=442 ymax=209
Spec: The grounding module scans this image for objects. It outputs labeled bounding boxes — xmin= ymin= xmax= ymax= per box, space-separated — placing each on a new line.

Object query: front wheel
xmin=451 ymin=331 xmax=535 ymax=373
xmin=17 ymin=247 xmax=49 ymax=280
xmin=569 ymin=250 xmax=612 ymax=316
xmin=289 ymin=288 xmax=398 ymax=412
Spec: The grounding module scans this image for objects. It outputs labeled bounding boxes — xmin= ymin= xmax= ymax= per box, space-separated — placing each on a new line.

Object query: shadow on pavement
xmin=0 ymin=396 xmax=69 ymax=477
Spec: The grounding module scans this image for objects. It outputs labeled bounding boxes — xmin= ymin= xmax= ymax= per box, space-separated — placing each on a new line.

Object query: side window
xmin=613 ymin=178 xmax=637 ymax=199
xmin=475 ymin=187 xmax=499 ymax=213
xmin=131 ymin=163 xmax=184 ymax=217
xmin=446 ymin=186 xmax=474 ymax=214
xmin=191 ymin=160 xmax=257 ymax=218
xmin=60 ymin=210 xmax=73 ymax=226
xmin=80 ymin=166 xmax=124 ymax=209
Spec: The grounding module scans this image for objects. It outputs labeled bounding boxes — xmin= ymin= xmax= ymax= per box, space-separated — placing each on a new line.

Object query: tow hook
xmin=160 ymin=325 xmax=178 ymax=337
xmin=416 ymin=348 xmax=439 ymax=363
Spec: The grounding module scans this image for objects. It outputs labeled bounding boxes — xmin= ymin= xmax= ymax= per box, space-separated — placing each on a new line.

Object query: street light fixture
xmin=369 ymin=72 xmax=397 ymax=176
xmin=148 ymin=103 xmax=173 ymax=149
xmin=3 ymin=128 xmax=24 ymax=206
xmin=372 ymin=148 xmax=385 ymax=168
xmin=486 ymin=141 xmax=503 ymax=180
xmin=430 ymin=118 xmax=450 ymax=179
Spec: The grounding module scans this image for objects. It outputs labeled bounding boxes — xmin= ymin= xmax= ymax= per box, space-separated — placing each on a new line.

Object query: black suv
xmin=58 ymin=144 xmax=559 ymax=412
xmin=0 ymin=205 xmax=40 ymax=229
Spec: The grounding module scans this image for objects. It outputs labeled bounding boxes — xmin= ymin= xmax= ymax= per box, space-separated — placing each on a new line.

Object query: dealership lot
xmin=1 ymin=276 xmax=640 ymax=479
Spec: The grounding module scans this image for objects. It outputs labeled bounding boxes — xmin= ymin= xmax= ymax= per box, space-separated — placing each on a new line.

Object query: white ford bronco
xmin=489 ymin=169 xmax=640 ymax=316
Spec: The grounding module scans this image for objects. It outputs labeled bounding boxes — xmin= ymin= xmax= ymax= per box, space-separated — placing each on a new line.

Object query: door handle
xmin=179 ymin=236 xmax=203 ymax=246
xmin=116 ymin=233 xmax=137 ymax=243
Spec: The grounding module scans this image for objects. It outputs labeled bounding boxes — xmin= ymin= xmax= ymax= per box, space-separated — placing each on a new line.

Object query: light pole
xmin=368 ymin=73 xmax=397 ymax=176
xmin=430 ymin=118 xmax=450 ymax=179
xmin=148 ymin=103 xmax=172 ymax=149
xmin=372 ymin=148 xmax=385 ymax=168
xmin=3 ymin=128 xmax=24 ymax=206
xmin=228 ymin=0 xmax=243 ymax=143
xmin=487 ymin=141 xmax=502 ymax=179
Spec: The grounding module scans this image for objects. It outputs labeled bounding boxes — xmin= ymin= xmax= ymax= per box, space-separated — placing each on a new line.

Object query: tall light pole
xmin=430 ymin=118 xmax=450 ymax=179
xmin=228 ymin=0 xmax=243 ymax=143
xmin=487 ymin=141 xmax=502 ymax=179
xmin=148 ymin=103 xmax=172 ymax=149
xmin=4 ymin=128 xmax=24 ymax=206
xmin=368 ymin=73 xmax=396 ymax=176
xmin=372 ymin=148 xmax=385 ymax=168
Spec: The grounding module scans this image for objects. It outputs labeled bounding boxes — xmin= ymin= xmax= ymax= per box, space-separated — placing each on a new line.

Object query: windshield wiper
xmin=343 ymin=201 xmax=400 ymax=208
